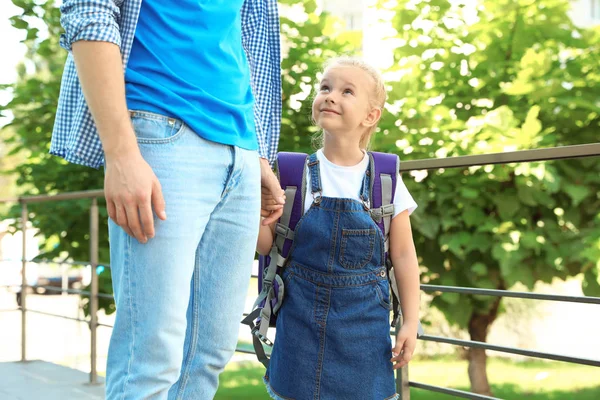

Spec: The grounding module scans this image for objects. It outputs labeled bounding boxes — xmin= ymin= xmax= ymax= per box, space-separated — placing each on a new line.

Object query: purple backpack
xmin=242 ymin=151 xmax=423 ymax=366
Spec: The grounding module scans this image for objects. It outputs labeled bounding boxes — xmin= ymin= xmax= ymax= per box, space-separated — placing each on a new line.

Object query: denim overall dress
xmin=264 ymin=153 xmax=398 ymax=400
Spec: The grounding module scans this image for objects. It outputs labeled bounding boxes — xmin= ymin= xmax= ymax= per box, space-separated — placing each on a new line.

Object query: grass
xmin=215 ymin=356 xmax=600 ymax=399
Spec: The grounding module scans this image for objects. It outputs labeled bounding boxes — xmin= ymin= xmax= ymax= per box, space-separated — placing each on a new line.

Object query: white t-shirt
xmin=303 ymin=149 xmax=418 ymax=217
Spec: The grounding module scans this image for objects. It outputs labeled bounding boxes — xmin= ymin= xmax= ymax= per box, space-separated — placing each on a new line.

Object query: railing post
xmin=20 ymin=201 xmax=27 ymax=362
xmin=89 ymin=198 xmax=99 ymax=384
xmin=395 ymin=317 xmax=410 ymax=399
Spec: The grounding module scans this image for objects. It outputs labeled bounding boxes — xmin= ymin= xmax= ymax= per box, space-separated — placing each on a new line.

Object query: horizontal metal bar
xmin=235 ymin=347 xmax=258 ymax=356
xmin=419 ymin=334 xmax=600 ymax=367
xmin=0 ymin=308 xmax=19 ymax=313
xmin=0 ymin=259 xmax=110 ymax=268
xmin=26 ymin=309 xmax=89 ymax=324
xmin=1 ymin=145 xmax=596 ymax=206
xmin=15 ymin=189 xmax=105 ymax=204
xmin=400 ymin=143 xmax=600 ymax=171
xmin=421 ymin=284 xmax=600 ymax=305
xmin=97 ymin=322 xmax=114 ymax=328
xmin=97 ymin=293 xmax=115 ymax=300
xmin=409 ymin=382 xmax=499 ymax=400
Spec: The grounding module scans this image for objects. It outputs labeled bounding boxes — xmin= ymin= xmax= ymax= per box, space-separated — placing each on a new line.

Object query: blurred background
xmin=0 ymin=0 xmax=599 ymax=398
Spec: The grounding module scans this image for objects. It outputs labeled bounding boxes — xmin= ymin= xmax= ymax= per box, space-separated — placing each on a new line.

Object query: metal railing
xmin=1 ymin=142 xmax=599 ymax=397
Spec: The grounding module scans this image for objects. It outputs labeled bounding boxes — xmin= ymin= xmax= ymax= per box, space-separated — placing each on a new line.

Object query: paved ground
xmin=0 ymin=360 xmax=104 ymax=400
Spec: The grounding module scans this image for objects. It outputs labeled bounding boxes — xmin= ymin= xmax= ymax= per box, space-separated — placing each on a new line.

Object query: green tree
xmin=373 ymin=0 xmax=600 ymax=395
xmin=278 ymin=0 xmax=360 ymax=153
xmin=0 ymin=0 xmax=112 ymax=312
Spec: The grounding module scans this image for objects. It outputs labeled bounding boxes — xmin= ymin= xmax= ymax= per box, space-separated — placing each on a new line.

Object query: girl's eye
xmin=343 ymin=89 xmax=354 ymax=95
xmin=320 ymin=85 xmax=330 ymax=92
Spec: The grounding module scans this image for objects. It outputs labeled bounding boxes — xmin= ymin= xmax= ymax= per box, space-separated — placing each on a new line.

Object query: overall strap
xmin=307 ymin=152 xmax=322 ymax=203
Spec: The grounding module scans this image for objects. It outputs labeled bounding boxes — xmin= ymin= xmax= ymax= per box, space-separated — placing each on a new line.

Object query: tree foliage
xmin=2 ymin=2 xmax=599 ymax=387
xmin=372 ymin=0 xmax=600 ymax=328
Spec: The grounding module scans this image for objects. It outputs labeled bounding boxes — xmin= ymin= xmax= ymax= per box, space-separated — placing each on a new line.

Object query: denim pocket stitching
xmin=132 ymin=117 xmax=187 ymax=144
xmin=339 ymin=228 xmax=375 ymax=270
xmin=374 ymin=281 xmax=392 ymax=310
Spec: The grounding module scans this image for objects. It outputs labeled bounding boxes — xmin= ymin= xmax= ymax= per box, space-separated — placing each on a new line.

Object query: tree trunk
xmin=467 ymin=297 xmax=501 ymax=396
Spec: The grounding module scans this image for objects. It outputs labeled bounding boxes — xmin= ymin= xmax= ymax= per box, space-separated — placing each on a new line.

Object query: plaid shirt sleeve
xmin=241 ymin=0 xmax=282 ymax=164
xmin=52 ymin=0 xmax=281 ymax=169
xmin=59 ymin=0 xmax=124 ymax=51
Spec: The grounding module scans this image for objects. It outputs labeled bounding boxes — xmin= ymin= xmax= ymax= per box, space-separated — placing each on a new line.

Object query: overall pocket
xmin=339 ymin=228 xmax=376 ymax=269
xmin=373 ymin=279 xmax=392 ymax=311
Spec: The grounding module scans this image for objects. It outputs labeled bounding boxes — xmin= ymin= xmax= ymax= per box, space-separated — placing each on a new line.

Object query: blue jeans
xmin=106 ymin=111 xmax=261 ymax=399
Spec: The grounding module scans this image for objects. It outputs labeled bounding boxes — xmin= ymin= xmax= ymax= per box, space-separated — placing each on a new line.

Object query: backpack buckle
xmin=371 ymin=204 xmax=395 ymax=222
xmin=381 ymin=204 xmax=395 ymax=217
xmin=251 ymin=326 xmax=274 ymax=346
xmin=275 ymin=223 xmax=294 ymax=240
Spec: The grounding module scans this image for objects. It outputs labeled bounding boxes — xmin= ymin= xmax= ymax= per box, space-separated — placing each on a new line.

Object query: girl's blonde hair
xmin=312 ymin=56 xmax=387 ymax=150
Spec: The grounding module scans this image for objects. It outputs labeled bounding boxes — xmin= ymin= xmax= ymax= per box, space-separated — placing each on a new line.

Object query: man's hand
xmin=390 ymin=321 xmax=418 ymax=370
xmin=105 ymin=149 xmax=167 ymax=243
xmin=260 ymin=158 xmax=285 ymax=226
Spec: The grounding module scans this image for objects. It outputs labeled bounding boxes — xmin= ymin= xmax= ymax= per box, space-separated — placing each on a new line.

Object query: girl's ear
xmin=362 ymin=107 xmax=382 ymax=128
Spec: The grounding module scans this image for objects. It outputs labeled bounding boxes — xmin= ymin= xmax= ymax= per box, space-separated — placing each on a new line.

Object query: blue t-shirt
xmin=125 ymin=0 xmax=256 ymax=150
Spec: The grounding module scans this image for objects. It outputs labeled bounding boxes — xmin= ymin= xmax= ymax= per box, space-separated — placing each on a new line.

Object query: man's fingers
xmin=263 ymin=176 xmax=285 ymax=204
xmin=139 ymin=201 xmax=155 ymax=239
xmin=107 ymin=200 xmax=117 ymax=222
xmin=151 ymin=180 xmax=167 ymax=220
xmin=115 ymin=205 xmax=134 ymax=238
xmin=124 ymin=200 xmax=147 ymax=243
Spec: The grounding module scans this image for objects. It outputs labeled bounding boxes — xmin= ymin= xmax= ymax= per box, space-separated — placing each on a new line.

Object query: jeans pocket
xmin=373 ymin=280 xmax=392 ymax=311
xmin=339 ymin=228 xmax=376 ymax=269
xmin=130 ymin=110 xmax=186 ymax=144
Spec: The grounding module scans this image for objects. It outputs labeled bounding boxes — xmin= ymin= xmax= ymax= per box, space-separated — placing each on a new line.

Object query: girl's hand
xmin=390 ymin=323 xmax=418 ymax=369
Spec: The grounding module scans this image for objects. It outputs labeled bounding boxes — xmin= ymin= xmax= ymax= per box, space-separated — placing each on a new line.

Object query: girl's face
xmin=312 ymin=66 xmax=380 ymax=145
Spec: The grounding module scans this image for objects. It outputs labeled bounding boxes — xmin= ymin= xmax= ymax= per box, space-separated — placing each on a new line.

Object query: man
xmin=53 ymin=1 xmax=284 ymax=398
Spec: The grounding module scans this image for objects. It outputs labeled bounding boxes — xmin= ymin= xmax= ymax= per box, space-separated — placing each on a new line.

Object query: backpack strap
xmin=369 ymin=152 xmax=398 ymax=253
xmin=241 ymin=152 xmax=308 ymax=367
xmin=368 ymin=152 xmax=424 ymax=336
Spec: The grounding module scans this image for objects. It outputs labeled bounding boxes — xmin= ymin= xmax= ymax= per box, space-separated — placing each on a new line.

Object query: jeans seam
xmin=327 ymin=210 xmax=339 ymax=273
xmin=176 ymin=253 xmax=202 ymax=398
xmin=313 ymin=286 xmax=330 ymax=400
xmin=121 ymin=234 xmax=135 ymax=399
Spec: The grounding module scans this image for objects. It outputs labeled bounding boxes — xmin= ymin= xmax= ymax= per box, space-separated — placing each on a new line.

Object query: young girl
xmin=257 ymin=57 xmax=421 ymax=400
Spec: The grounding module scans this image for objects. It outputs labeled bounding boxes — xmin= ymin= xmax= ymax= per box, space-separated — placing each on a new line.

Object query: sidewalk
xmin=0 ymin=360 xmax=104 ymax=400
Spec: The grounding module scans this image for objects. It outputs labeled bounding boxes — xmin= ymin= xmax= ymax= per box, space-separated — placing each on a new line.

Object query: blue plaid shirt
xmin=52 ymin=0 xmax=281 ymax=169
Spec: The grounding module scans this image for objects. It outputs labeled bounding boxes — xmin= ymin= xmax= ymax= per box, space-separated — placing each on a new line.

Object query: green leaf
xmin=563 ymin=183 xmax=590 ymax=207
xmin=520 ymin=105 xmax=542 ymax=143
xmin=471 ymin=262 xmax=488 ymax=276
xmin=582 ymin=267 xmax=600 ymax=297
xmin=460 ymin=187 xmax=479 ymax=199
xmin=415 ymin=214 xmax=440 ymax=240
xmin=463 ymin=206 xmax=487 ymax=228
xmin=493 ymin=194 xmax=520 ymax=219
xmin=517 ymin=185 xmax=538 ymax=206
